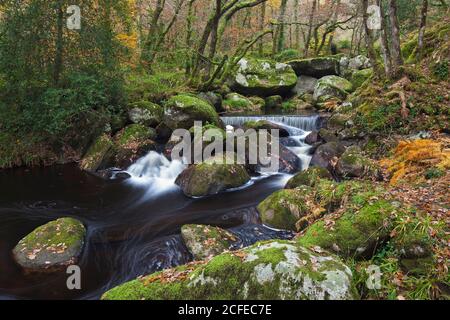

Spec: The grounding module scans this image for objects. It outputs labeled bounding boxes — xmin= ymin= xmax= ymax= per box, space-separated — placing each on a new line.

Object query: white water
xmin=126 ymin=151 xmax=186 ymax=192
xmin=221 ymin=115 xmax=321 ymax=132
xmin=222 ymin=115 xmax=319 ymax=172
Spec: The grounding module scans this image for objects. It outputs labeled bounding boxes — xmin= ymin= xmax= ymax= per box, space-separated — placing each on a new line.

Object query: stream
xmin=0 ymin=115 xmax=321 ymax=300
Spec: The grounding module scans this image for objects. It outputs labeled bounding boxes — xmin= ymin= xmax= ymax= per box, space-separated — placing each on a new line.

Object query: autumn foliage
xmin=381 ymin=139 xmax=450 ymax=185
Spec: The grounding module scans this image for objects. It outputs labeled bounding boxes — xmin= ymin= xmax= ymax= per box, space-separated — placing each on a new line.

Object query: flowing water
xmin=0 ymin=115 xmax=320 ymax=300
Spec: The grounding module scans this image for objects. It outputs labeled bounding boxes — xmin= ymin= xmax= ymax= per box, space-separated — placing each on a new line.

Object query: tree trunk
xmin=377 ymin=0 xmax=392 ymax=77
xmin=417 ymin=0 xmax=428 ymax=59
xmin=388 ymin=0 xmax=403 ymax=77
xmin=304 ymin=0 xmax=317 ymax=57
xmin=294 ymin=0 xmax=300 ymax=49
xmin=258 ymin=2 xmax=266 ymax=55
xmin=363 ymin=0 xmax=382 ymax=77
xmin=273 ymin=0 xmax=289 ymax=55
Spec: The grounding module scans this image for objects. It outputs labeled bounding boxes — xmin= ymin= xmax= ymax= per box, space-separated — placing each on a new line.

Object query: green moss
xmin=257 ymin=186 xmax=316 ymax=231
xmin=102 ymin=240 xmax=356 ymax=300
xmin=19 ymin=218 xmax=85 ymax=250
xmin=275 ymin=49 xmax=300 ymax=62
xmin=351 ymin=68 xmax=373 ymax=89
xmin=285 ymin=167 xmax=333 ymax=189
xmin=298 ymin=200 xmax=395 ymax=258
xmin=223 ymin=93 xmax=256 ymax=112
xmin=116 ymin=124 xmax=155 ymax=146
xmin=80 ymin=134 xmax=114 ymax=171
xmin=164 ymin=94 xmax=220 ymax=129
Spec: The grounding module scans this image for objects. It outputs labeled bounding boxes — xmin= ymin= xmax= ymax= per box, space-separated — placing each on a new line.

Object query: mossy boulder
xmin=298 ymin=200 xmax=396 ymax=259
xmin=163 ymin=94 xmax=221 ymax=130
xmin=258 ymin=186 xmax=317 ymax=231
xmin=175 ymin=154 xmax=251 ymax=197
xmin=223 ymin=93 xmax=259 ymax=113
xmin=350 ymin=68 xmax=373 ymax=89
xmin=285 ymin=167 xmax=333 ymax=189
xmin=13 ymin=218 xmax=86 ymax=273
xmin=127 ymin=100 xmax=164 ymax=128
xmin=314 ymin=75 xmax=353 ymax=103
xmin=79 ymin=134 xmax=115 ymax=172
xmin=310 ymin=141 xmax=346 ymax=170
xmin=288 ymin=57 xmax=340 ymax=78
xmin=197 ymin=91 xmax=223 ymax=113
xmin=265 ymin=95 xmax=283 ymax=109
xmin=229 ymin=58 xmax=297 ymax=97
xmin=335 ymin=146 xmax=380 ymax=179
xmin=102 ymin=240 xmax=357 ymax=300
xmin=113 ymin=124 xmax=157 ymax=169
xmin=181 ymin=224 xmax=238 ymax=260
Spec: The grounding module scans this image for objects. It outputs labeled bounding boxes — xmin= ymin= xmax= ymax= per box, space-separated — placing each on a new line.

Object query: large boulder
xmin=310 ymin=141 xmax=346 ymax=171
xmin=175 ymin=154 xmax=251 ymax=197
xmin=102 ymin=240 xmax=357 ymax=300
xmin=288 ymin=57 xmax=340 ymax=78
xmin=292 ymin=75 xmax=318 ymax=95
xmin=113 ymin=124 xmax=157 ymax=169
xmin=127 ymin=101 xmax=164 ymax=128
xmin=348 ymin=55 xmax=372 ymax=70
xmin=298 ymin=199 xmax=395 ymax=259
xmin=163 ymin=94 xmax=221 ymax=130
xmin=79 ymin=134 xmax=115 ymax=172
xmin=13 ymin=218 xmax=86 ymax=273
xmin=313 ymin=76 xmax=353 ymax=104
xmin=181 ymin=224 xmax=237 ymax=260
xmin=285 ymin=167 xmax=333 ymax=189
xmin=258 ymin=186 xmax=317 ymax=231
xmin=229 ymin=58 xmax=297 ymax=97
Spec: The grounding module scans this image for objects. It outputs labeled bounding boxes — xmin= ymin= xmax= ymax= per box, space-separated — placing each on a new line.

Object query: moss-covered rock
xmin=102 ymin=240 xmax=357 ymax=300
xmin=229 ymin=58 xmax=297 ymax=97
xmin=285 ymin=167 xmax=333 ymax=189
xmin=113 ymin=124 xmax=157 ymax=169
xmin=293 ymin=75 xmax=318 ymax=95
xmin=175 ymin=154 xmax=251 ymax=197
xmin=181 ymin=224 xmax=238 ymax=260
xmin=197 ymin=92 xmax=223 ymax=113
xmin=313 ymin=76 xmax=353 ymax=105
xmin=298 ymin=200 xmax=396 ymax=259
xmin=288 ymin=57 xmax=340 ymax=78
xmin=223 ymin=93 xmax=259 ymax=113
xmin=310 ymin=141 xmax=345 ymax=170
xmin=13 ymin=218 xmax=86 ymax=273
xmin=335 ymin=146 xmax=381 ymax=179
xmin=258 ymin=186 xmax=317 ymax=231
xmin=127 ymin=100 xmax=164 ymax=128
xmin=265 ymin=95 xmax=283 ymax=109
xmin=163 ymin=94 xmax=221 ymax=130
xmin=350 ymin=68 xmax=373 ymax=89
xmin=79 ymin=134 xmax=115 ymax=172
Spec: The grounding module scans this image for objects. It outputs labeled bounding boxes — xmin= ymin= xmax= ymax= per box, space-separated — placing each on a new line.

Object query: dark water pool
xmin=0 ymin=164 xmax=291 ymax=300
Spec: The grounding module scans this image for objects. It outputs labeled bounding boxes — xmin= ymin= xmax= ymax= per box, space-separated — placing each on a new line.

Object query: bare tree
xmin=377 ymin=0 xmax=392 ymax=77
xmin=363 ymin=0 xmax=382 ymax=77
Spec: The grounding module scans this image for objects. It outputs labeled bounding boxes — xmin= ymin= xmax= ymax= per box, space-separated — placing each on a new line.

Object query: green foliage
xmin=274 ymin=49 xmax=300 ymax=62
xmin=125 ymin=71 xmax=185 ymax=102
xmin=337 ymin=39 xmax=351 ymax=50
xmin=432 ymin=61 xmax=449 ymax=80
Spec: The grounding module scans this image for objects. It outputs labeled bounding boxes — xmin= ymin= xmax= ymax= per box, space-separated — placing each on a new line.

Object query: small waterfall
xmin=126 ymin=151 xmax=186 ymax=190
xmin=221 ymin=115 xmax=321 ymax=132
